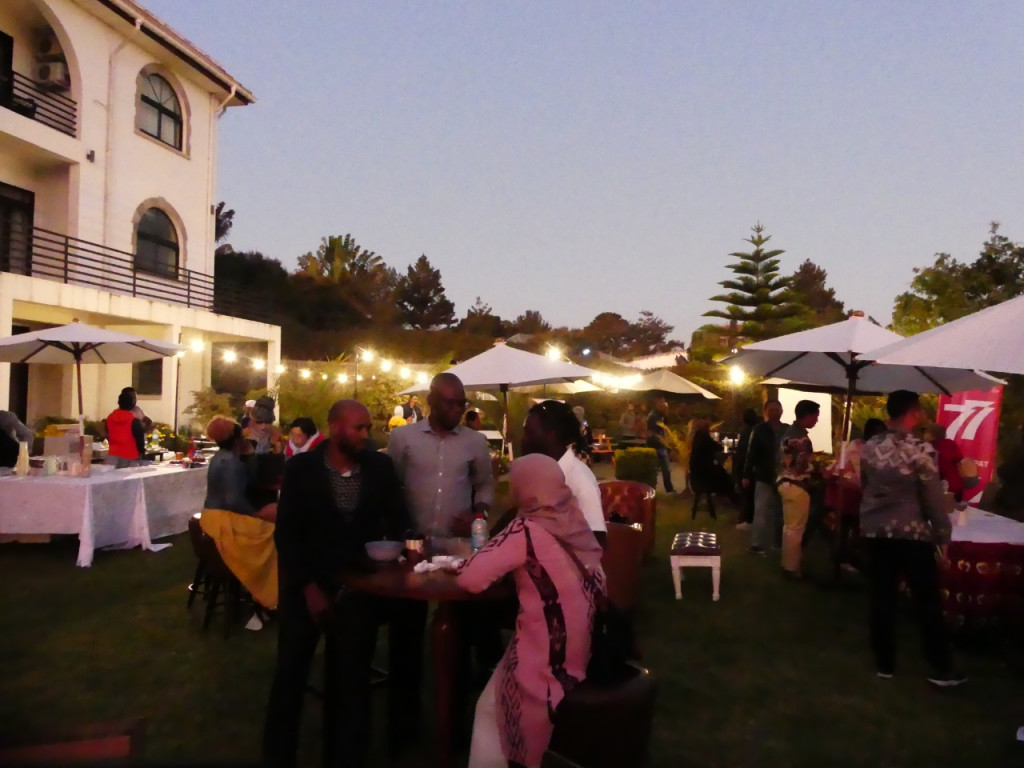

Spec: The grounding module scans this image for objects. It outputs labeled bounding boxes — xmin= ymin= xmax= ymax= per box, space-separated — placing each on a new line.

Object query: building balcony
xmin=1 ymin=226 xmax=270 ymax=324
xmin=2 ymin=71 xmax=77 ymax=138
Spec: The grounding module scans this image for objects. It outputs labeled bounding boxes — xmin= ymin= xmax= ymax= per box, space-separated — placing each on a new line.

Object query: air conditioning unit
xmin=35 ymin=61 xmax=69 ymax=90
xmin=37 ymin=33 xmax=63 ymax=58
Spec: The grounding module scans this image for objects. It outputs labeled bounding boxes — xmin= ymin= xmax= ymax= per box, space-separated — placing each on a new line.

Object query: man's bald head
xmin=327 ymin=399 xmax=372 ymax=454
xmin=428 ymin=373 xmax=467 ymax=432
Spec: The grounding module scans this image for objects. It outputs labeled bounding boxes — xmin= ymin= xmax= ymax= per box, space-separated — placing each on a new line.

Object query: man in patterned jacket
xmin=860 ymin=389 xmax=965 ymax=687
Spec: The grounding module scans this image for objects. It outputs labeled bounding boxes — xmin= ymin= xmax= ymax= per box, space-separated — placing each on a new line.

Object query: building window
xmin=137 ymin=73 xmax=182 ymax=149
xmin=132 ymin=358 xmax=163 ymax=396
xmin=135 ymin=208 xmax=179 ymax=278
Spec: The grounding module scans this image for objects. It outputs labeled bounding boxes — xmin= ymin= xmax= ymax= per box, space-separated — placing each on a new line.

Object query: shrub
xmin=183 ymin=387 xmax=236 ymax=431
xmin=614 ymin=447 xmax=659 ymax=487
xmin=34 ymin=416 xmax=105 ymax=440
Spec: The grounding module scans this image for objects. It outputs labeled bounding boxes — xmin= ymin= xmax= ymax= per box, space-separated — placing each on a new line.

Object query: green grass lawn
xmin=1 ymin=493 xmax=1022 ymax=767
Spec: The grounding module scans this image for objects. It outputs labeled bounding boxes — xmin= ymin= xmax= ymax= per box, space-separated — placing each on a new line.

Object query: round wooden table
xmin=341 ymin=563 xmax=513 ymax=768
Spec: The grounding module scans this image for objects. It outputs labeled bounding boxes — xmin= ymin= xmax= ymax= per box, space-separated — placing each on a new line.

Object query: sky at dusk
xmin=145 ymin=0 xmax=1024 ymax=342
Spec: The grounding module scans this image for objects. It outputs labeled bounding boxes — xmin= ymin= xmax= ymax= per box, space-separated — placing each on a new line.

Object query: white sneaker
xmin=244 ymin=614 xmax=264 ymax=631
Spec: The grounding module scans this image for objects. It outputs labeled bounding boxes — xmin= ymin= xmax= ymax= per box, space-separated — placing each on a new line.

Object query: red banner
xmin=936 ymin=386 xmax=1003 ymax=504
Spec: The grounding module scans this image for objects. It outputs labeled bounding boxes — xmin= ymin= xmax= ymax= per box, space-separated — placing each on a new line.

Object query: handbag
xmin=552 ymin=536 xmax=636 ymax=685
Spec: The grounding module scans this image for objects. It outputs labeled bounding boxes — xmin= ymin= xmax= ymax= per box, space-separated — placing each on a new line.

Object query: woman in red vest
xmin=106 ymin=392 xmax=145 ymax=468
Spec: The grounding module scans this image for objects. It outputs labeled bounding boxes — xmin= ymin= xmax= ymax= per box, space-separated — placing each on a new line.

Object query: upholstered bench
xmin=670 ymin=531 xmax=721 ymax=602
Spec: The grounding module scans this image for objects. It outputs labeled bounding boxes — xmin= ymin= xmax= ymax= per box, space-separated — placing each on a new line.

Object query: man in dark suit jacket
xmin=263 ymin=400 xmax=420 ymax=768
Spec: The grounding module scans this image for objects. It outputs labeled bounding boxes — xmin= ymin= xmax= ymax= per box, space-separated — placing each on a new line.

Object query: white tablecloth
xmin=0 ymin=464 xmax=208 ymax=566
xmin=952 ymin=507 xmax=1024 ymax=546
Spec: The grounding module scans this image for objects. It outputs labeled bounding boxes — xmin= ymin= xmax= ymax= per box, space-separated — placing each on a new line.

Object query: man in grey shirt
xmin=387 ymin=372 xmax=494 ymax=537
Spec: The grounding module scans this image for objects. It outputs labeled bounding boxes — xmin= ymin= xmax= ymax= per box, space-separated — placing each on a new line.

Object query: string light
xmin=252 ymin=358 xmax=266 ymax=371
xmin=729 ymin=365 xmax=746 ymax=385
xmin=222 ymin=349 xmax=237 ymax=363
xmin=356 ymin=374 xmax=364 ymax=382
xmin=321 ymin=373 xmax=329 ymax=380
xmin=300 ymin=369 xmax=311 ymax=380
xmin=380 ymin=359 xmax=393 ymax=373
xmin=189 ymin=339 xmax=205 ymax=353
xmin=400 ymin=367 xmax=412 ymax=380
xmin=546 ymin=346 xmax=562 ymax=361
xmin=337 ymin=373 xmax=349 ymax=384
xmin=275 ymin=364 xmax=286 ymax=375
xmin=416 ymin=371 xmax=429 ymax=384
xmin=360 ymin=349 xmax=374 ymax=363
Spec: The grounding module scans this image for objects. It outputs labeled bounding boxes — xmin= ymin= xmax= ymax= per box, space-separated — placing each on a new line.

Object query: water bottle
xmin=470 ymin=513 xmax=488 ymax=553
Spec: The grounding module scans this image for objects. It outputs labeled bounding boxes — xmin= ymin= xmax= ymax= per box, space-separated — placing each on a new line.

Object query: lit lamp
xmin=321 ymin=373 xmax=328 ymax=381
xmin=222 ymin=349 xmax=237 ymax=364
xmin=190 ymin=339 xmax=205 ymax=354
xmin=546 ymin=346 xmax=562 ymax=361
xmin=300 ymin=369 xmax=311 ymax=380
xmin=275 ymin=364 xmax=287 ymax=375
xmin=380 ymin=359 xmax=393 ymax=373
xmin=729 ymin=366 xmax=745 ymax=385
xmin=252 ymin=359 xmax=266 ymax=371
xmin=399 ymin=367 xmax=412 ymax=380
xmin=360 ymin=349 xmax=375 ymax=363
xmin=337 ymin=373 xmax=349 ymax=384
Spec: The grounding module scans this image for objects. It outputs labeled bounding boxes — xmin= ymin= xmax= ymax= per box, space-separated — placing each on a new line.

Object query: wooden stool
xmin=670 ymin=532 xmax=721 ymax=601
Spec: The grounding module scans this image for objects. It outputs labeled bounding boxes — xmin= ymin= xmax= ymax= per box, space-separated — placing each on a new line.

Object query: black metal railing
xmin=4 ymin=71 xmax=77 ymax=138
xmin=0 ymin=226 xmax=269 ymax=322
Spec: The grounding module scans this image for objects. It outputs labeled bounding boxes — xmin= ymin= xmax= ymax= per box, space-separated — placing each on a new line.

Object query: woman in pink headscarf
xmin=458 ymin=453 xmax=605 ymax=768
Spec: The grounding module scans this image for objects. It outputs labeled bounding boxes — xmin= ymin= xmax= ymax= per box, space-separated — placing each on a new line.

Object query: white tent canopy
xmin=726 ymin=315 xmax=997 ymax=396
xmin=623 ymin=368 xmax=720 ymax=400
xmin=865 ymin=294 xmax=1024 ymax=376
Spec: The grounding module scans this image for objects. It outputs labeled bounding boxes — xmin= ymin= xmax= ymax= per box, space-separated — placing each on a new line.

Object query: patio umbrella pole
xmin=501 ymin=384 xmax=510 ymax=460
xmin=75 ymin=355 xmax=85 ymax=433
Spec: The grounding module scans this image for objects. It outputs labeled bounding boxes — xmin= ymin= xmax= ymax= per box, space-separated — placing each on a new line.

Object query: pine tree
xmin=395 ymin=254 xmax=456 ymax=329
xmin=704 ymin=223 xmax=797 ymax=343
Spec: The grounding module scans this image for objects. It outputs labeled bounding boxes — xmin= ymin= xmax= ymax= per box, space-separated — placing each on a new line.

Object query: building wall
xmin=0 ymin=272 xmax=281 ymax=429
xmin=0 ymin=0 xmax=232 ymax=275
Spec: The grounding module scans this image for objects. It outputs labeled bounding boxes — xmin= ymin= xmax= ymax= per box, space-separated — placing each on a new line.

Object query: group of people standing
xmin=254 ymin=373 xmax=608 ymax=768
xmin=733 ymin=391 xmax=966 ymax=687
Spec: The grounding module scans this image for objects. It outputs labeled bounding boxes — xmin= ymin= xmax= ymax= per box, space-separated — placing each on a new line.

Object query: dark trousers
xmin=656 ymin=449 xmax=675 ymax=493
xmin=738 ymin=479 xmax=755 ymax=523
xmin=262 ymin=587 xmax=425 ymax=768
xmin=863 ymin=538 xmax=952 ymax=675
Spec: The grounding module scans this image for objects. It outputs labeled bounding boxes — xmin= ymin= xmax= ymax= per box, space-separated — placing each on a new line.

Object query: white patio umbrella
xmin=399 ymin=341 xmax=600 ymax=444
xmin=622 ymin=368 xmax=720 ymax=400
xmin=724 ymin=315 xmax=999 ymax=438
xmin=0 ymin=320 xmax=182 ymax=422
xmin=865 ymin=294 xmax=1024 ymax=375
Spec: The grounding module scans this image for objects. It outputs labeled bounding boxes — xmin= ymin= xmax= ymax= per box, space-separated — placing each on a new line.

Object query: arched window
xmin=135 ymin=208 xmax=179 ymax=278
xmin=137 ymin=73 xmax=182 ymax=149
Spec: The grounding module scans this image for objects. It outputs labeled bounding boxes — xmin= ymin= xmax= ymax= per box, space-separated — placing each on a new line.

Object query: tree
xmin=295 ymin=234 xmax=394 ymax=325
xmin=892 ymin=222 xmax=1024 ymax=335
xmin=705 ymin=223 xmax=797 ymax=343
xmin=395 ymin=254 xmax=456 ymax=329
xmin=460 ymin=297 xmax=504 ymax=337
xmin=507 ymin=310 xmax=551 ymax=336
xmin=579 ymin=312 xmax=633 ymax=356
xmin=214 ymin=201 xmax=235 ymax=243
xmin=626 ymin=310 xmax=676 ymax=357
xmin=214 ymin=250 xmax=290 ymax=321
xmin=781 ymin=259 xmax=847 ymax=332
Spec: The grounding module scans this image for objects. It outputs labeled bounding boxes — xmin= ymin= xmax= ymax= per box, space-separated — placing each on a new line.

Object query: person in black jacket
xmin=743 ymin=399 xmax=789 ymax=555
xmin=263 ymin=400 xmax=420 ymax=768
xmin=733 ymin=408 xmax=762 ymax=528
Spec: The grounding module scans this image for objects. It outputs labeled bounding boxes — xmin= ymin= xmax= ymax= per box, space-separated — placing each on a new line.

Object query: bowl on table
xmin=365 ymin=540 xmax=404 ymax=563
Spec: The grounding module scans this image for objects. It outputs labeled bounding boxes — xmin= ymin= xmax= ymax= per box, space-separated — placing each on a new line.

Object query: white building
xmin=0 ymin=0 xmax=280 ymax=430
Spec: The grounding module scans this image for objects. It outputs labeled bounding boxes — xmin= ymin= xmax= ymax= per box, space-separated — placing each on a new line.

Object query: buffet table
xmin=941 ymin=508 xmax=1024 ymax=631
xmin=0 ymin=464 xmax=208 ymax=567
